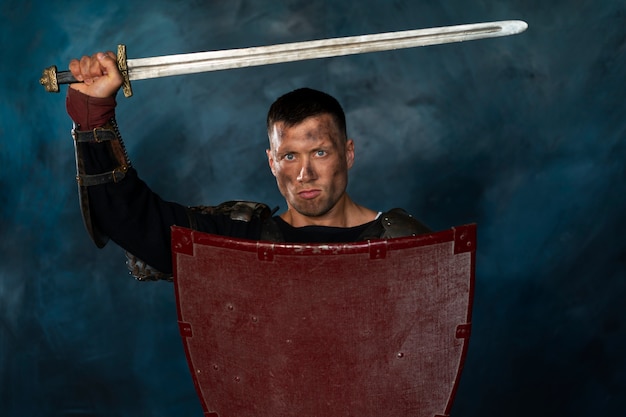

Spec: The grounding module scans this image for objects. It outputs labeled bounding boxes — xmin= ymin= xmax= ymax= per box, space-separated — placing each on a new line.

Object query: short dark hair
xmin=267 ymin=88 xmax=347 ymax=138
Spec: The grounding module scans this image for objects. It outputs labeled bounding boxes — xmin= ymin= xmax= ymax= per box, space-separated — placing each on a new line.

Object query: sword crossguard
xmin=39 ymin=44 xmax=133 ymax=98
xmin=116 ymin=44 xmax=133 ymax=98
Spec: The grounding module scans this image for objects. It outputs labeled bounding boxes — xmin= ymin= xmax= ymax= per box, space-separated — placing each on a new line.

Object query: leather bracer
xmin=72 ymin=118 xmax=131 ymax=248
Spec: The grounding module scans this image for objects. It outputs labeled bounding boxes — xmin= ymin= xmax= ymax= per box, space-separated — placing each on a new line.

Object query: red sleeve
xmin=65 ymin=88 xmax=117 ymax=129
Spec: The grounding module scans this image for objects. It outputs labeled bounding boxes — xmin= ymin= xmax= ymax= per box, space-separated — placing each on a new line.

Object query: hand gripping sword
xmin=40 ymin=20 xmax=527 ymax=98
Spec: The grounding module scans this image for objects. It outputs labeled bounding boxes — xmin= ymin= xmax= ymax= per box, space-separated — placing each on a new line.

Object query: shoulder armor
xmin=379 ymin=208 xmax=431 ymax=238
xmin=358 ymin=208 xmax=431 ymax=240
xmin=187 ymin=201 xmax=274 ymax=225
xmin=188 ymin=201 xmax=284 ymax=242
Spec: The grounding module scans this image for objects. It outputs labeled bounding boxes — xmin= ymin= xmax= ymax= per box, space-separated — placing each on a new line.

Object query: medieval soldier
xmin=56 ymin=42 xmax=483 ymax=416
xmin=47 ymin=21 xmax=514 ymax=413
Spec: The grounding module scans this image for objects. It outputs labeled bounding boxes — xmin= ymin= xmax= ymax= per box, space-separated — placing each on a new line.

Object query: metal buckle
xmin=111 ymin=166 xmax=128 ymax=183
xmin=92 ymin=127 xmax=115 ymax=143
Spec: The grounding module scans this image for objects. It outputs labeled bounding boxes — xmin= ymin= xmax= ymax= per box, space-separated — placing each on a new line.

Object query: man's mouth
xmin=298 ymin=189 xmax=321 ymax=200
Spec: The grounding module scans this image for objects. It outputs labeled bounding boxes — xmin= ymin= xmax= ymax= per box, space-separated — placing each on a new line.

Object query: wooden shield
xmin=172 ymin=224 xmax=475 ymax=417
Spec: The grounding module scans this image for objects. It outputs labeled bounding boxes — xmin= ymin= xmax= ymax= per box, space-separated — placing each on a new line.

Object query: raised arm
xmin=64 ymin=52 xmax=271 ymax=280
xmin=65 ymin=52 xmax=192 ymax=280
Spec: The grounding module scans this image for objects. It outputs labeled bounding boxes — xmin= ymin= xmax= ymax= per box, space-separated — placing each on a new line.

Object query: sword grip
xmin=39 ymin=44 xmax=133 ymax=98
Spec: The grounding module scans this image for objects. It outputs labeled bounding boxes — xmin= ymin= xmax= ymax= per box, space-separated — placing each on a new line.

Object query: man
xmin=66 ymin=51 xmax=430 ymax=280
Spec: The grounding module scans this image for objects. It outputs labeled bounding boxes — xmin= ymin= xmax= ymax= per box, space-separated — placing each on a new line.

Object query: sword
xmin=40 ymin=20 xmax=527 ymax=98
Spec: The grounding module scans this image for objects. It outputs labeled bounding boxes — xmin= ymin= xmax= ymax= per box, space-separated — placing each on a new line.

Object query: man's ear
xmin=345 ymin=139 xmax=355 ymax=169
xmin=266 ymin=148 xmax=277 ymax=176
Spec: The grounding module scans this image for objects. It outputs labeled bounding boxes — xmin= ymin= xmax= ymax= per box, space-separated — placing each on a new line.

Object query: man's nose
xmin=297 ymin=160 xmax=316 ymax=182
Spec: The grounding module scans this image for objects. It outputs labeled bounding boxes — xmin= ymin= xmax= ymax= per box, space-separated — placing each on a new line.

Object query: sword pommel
xmin=39 ymin=65 xmax=60 ymax=93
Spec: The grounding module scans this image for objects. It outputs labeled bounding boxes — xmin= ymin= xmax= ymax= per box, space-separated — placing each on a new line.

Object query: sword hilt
xmin=39 ymin=44 xmax=133 ymax=98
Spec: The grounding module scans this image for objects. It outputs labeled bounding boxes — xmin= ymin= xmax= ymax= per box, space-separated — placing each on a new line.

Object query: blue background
xmin=2 ymin=1 xmax=625 ymax=416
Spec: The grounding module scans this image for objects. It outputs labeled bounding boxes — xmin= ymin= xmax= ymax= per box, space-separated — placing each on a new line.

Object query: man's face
xmin=267 ymin=113 xmax=354 ymax=220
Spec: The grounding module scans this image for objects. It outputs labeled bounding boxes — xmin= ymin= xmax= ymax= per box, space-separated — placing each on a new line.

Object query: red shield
xmin=172 ymin=224 xmax=476 ymax=417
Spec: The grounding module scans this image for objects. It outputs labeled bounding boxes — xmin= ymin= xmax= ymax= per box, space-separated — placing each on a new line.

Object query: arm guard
xmin=72 ymin=120 xmax=170 ymax=281
xmin=72 ymin=118 xmax=131 ymax=248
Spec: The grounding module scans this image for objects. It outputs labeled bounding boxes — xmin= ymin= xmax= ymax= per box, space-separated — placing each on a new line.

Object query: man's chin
xmin=292 ymin=202 xmax=332 ymax=219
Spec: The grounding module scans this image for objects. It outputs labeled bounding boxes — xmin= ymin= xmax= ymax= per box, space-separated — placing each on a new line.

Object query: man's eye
xmin=284 ymin=154 xmax=295 ymax=161
xmin=316 ymin=150 xmax=326 ymax=157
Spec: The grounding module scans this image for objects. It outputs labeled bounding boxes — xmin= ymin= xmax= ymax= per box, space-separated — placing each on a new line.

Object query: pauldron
xmin=357 ymin=208 xmax=431 ymax=240
xmin=187 ymin=201 xmax=274 ymax=224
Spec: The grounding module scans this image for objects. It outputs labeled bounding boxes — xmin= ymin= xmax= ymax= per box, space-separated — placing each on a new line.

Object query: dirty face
xmin=266 ymin=113 xmax=354 ymax=220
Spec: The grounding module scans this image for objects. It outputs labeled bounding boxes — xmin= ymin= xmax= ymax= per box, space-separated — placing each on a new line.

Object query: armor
xmin=172 ymin=224 xmax=476 ymax=417
xmin=359 ymin=208 xmax=431 ymax=239
xmin=126 ymin=204 xmax=430 ymax=281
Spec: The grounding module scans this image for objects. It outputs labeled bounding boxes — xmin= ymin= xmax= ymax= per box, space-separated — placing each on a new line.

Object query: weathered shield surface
xmin=172 ymin=224 xmax=476 ymax=417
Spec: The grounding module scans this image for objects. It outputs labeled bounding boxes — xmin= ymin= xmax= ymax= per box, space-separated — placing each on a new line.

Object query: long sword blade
xmin=40 ymin=20 xmax=527 ymax=97
xmin=129 ymin=20 xmax=527 ymax=80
